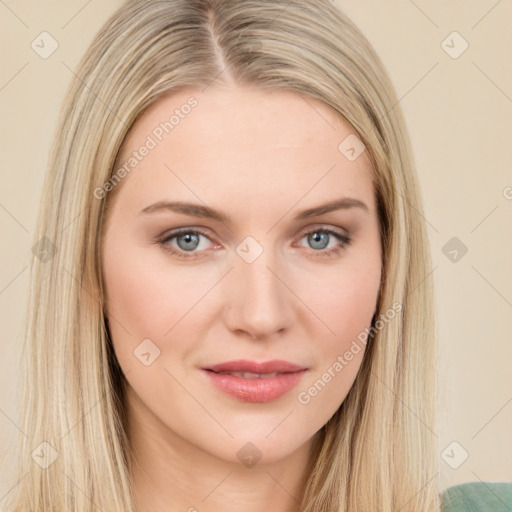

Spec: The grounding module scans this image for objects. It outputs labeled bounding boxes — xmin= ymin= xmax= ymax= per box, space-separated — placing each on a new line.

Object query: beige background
xmin=0 ymin=0 xmax=511 ymax=496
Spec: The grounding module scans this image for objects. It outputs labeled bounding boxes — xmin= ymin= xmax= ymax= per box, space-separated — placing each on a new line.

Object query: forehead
xmin=109 ymin=85 xmax=375 ymax=216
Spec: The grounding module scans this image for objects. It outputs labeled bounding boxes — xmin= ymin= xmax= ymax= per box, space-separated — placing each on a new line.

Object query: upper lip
xmin=203 ymin=359 xmax=307 ymax=374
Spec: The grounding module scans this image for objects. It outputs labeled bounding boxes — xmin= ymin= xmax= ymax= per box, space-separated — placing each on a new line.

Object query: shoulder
xmin=441 ymin=481 xmax=512 ymax=512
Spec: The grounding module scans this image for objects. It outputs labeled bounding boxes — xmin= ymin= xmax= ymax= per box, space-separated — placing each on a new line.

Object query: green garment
xmin=442 ymin=481 xmax=512 ymax=511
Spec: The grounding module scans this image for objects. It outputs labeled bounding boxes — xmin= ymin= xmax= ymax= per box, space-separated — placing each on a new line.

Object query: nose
xmin=222 ymin=246 xmax=295 ymax=341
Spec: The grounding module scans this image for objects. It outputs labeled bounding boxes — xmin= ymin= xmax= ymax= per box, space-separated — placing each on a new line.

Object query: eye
xmin=158 ymin=228 xmax=217 ymax=259
xmin=157 ymin=226 xmax=352 ymax=260
xmin=295 ymin=227 xmax=352 ymax=257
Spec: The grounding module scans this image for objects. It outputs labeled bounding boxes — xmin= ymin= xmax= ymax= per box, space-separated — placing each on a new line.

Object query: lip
xmin=205 ymin=359 xmax=306 ymax=374
xmin=202 ymin=359 xmax=308 ymax=403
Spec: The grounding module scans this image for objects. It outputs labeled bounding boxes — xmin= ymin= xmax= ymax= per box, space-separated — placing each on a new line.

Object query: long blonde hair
xmin=4 ymin=0 xmax=440 ymax=510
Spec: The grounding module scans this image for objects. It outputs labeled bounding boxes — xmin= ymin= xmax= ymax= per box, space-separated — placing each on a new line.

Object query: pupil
xmin=178 ymin=233 xmax=199 ymax=251
xmin=310 ymin=232 xmax=328 ymax=250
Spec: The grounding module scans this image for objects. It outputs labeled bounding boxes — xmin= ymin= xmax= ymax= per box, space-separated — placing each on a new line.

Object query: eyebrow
xmin=139 ymin=197 xmax=369 ymax=223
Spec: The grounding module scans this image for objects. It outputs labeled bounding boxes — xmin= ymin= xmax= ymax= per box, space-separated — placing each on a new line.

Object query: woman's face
xmin=101 ymin=85 xmax=382 ymax=465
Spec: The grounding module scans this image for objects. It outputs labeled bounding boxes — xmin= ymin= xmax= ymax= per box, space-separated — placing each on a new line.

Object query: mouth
xmin=204 ymin=359 xmax=306 ymax=374
xmin=210 ymin=371 xmax=282 ymax=378
xmin=202 ymin=360 xmax=308 ymax=403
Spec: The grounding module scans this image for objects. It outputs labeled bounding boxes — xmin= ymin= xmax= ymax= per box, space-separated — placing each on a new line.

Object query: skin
xmin=100 ymin=84 xmax=382 ymax=512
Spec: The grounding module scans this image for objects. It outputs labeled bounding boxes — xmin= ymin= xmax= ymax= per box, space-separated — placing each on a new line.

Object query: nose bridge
xmin=226 ymin=237 xmax=293 ymax=338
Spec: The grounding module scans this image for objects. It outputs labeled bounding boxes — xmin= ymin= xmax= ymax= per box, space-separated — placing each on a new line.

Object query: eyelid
xmin=294 ymin=224 xmax=352 ymax=256
xmin=157 ymin=226 xmax=217 ymax=249
xmin=157 ymin=223 xmax=351 ymax=259
xmin=296 ymin=222 xmax=351 ymax=242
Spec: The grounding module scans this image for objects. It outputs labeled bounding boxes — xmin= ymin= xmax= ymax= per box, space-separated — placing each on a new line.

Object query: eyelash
xmin=157 ymin=226 xmax=352 ymax=260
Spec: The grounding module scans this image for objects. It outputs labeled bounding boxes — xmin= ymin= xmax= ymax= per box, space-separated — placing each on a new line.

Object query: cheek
xmin=101 ymin=240 xmax=204 ymax=371
xmin=299 ymin=255 xmax=381 ymax=349
xmin=293 ymin=254 xmax=381 ymax=409
xmin=293 ymin=219 xmax=382 ymax=343
xmin=319 ymin=275 xmax=378 ymax=336
xmin=314 ymin=283 xmax=375 ymax=372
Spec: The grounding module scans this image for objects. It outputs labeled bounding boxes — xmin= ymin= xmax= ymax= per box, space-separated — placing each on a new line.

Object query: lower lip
xmin=203 ymin=370 xmax=307 ymax=403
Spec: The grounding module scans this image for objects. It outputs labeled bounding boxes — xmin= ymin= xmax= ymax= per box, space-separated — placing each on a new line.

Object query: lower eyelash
xmin=158 ymin=227 xmax=351 ymax=259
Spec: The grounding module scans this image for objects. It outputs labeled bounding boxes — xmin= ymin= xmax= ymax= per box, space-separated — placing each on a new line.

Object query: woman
xmin=4 ymin=0 xmax=511 ymax=511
